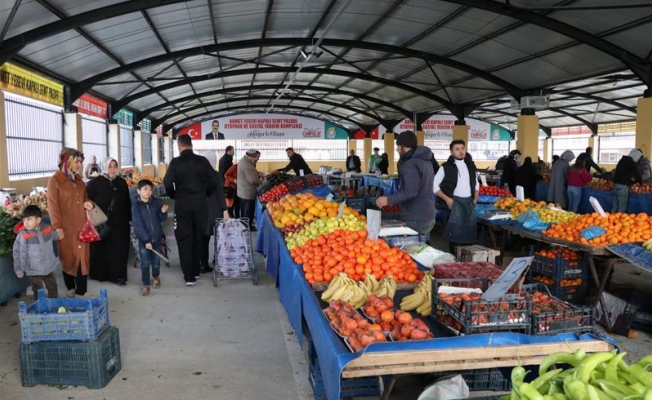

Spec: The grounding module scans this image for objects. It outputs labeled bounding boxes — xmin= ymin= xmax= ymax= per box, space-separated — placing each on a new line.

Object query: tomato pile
xmin=259 ymin=183 xmax=289 ymax=203
xmin=479 ymin=185 xmax=512 ymax=197
xmin=381 ymin=205 xmax=402 ymax=213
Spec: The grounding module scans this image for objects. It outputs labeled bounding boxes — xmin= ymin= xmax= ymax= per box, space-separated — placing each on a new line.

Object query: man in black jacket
xmin=346 ymin=150 xmax=361 ymax=172
xmin=612 ymin=149 xmax=642 ymax=213
xmin=218 ymin=146 xmax=234 ymax=181
xmin=163 ymin=135 xmax=218 ymax=286
xmin=434 ymin=140 xmax=480 ymax=253
xmin=280 ymin=147 xmax=312 ymax=175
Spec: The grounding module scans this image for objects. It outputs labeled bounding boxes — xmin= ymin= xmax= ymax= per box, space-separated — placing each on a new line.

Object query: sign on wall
xmin=73 ymin=93 xmax=107 ymax=119
xmin=0 ymin=62 xmax=63 ymax=106
xmin=393 ymin=115 xmax=510 ymax=141
xmin=177 ymin=113 xmax=348 ymax=140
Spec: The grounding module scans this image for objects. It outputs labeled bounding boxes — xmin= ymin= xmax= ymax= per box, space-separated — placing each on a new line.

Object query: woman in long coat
xmin=47 ymin=148 xmax=94 ymax=297
xmin=86 ymin=157 xmax=132 ymax=285
xmin=547 ymin=150 xmax=575 ymax=209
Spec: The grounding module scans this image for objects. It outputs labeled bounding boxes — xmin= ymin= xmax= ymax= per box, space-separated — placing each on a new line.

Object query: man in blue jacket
xmin=375 ymin=131 xmax=435 ymax=239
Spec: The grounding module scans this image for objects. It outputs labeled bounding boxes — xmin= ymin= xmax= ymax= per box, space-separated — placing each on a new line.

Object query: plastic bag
xmin=522 ymin=217 xmax=551 ymax=231
xmin=580 ymin=226 xmax=606 ymax=240
xmin=417 ymin=374 xmax=469 ymax=400
xmin=78 ymin=211 xmax=101 ymax=243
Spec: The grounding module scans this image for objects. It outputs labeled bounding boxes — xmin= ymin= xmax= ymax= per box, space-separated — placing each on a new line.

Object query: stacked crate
xmin=18 ymin=288 xmax=121 ymax=388
xmin=526 ymin=248 xmax=588 ymax=304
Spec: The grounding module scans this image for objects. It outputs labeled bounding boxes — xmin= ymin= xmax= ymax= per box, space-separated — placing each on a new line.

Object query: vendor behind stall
xmin=434 ymin=140 xmax=479 ymax=253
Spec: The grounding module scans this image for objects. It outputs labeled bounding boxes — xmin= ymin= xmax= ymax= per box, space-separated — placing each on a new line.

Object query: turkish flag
xmin=352 ymin=129 xmax=366 ymax=139
xmin=178 ymin=123 xmax=201 ymax=140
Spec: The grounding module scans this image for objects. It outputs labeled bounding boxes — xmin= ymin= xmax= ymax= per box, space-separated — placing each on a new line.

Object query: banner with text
xmin=73 ymin=93 xmax=108 ymax=119
xmin=0 ymin=62 xmax=63 ymax=106
xmin=392 ymin=115 xmax=509 ymax=141
xmin=194 ymin=114 xmax=325 ymax=140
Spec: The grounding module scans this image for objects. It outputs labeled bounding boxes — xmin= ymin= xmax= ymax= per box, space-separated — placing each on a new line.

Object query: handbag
xmin=89 ymin=196 xmax=114 ymax=240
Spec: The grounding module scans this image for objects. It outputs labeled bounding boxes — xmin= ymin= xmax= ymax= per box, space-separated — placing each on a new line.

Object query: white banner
xmin=199 ymin=113 xmax=324 ymax=140
xmin=393 ymin=115 xmax=491 ymax=141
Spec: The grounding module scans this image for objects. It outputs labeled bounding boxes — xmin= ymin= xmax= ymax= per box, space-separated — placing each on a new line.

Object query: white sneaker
xmin=185 ymin=281 xmax=196 ymax=286
xmin=67 ymin=289 xmax=76 ymax=298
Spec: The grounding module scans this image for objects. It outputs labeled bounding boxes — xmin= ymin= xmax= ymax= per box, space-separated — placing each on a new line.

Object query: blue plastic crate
xmin=528 ymin=253 xmax=587 ymax=284
xmin=20 ymin=326 xmax=121 ymax=389
xmin=19 ymin=288 xmax=110 ymax=343
xmin=309 ymin=356 xmax=381 ymax=399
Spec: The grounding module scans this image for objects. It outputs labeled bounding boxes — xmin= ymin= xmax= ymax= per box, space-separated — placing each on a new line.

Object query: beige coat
xmin=47 ymin=171 xmax=90 ymax=276
xmin=237 ymin=156 xmax=262 ymax=200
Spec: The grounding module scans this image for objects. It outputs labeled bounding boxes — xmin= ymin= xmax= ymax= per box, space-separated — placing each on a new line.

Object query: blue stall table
xmin=535 ymin=182 xmax=548 ymax=202
xmin=361 ymin=175 xmax=399 ymax=195
xmin=579 ymin=187 xmax=652 ymax=215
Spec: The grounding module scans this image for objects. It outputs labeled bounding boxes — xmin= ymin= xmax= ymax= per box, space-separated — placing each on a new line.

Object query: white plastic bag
xmin=401 ymin=243 xmax=456 ymax=267
xmin=417 ymin=374 xmax=469 ymax=400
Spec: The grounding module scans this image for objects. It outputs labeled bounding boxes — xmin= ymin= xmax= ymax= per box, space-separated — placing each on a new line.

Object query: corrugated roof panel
xmin=1 ymin=0 xmax=59 ymax=39
xmin=266 ymin=0 xmax=340 ymax=38
xmin=148 ymin=1 xmax=214 ymax=52
xmin=605 ymin=23 xmax=652 ymax=59
xmin=94 ymin=81 xmax=144 ymax=100
xmin=551 ymin=4 xmax=652 ymax=35
xmin=211 ymin=0 xmax=269 ymax=42
xmin=450 ymin=40 xmax=530 ymax=72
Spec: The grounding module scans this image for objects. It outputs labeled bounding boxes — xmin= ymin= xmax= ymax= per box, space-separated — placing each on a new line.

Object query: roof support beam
xmin=0 ymin=0 xmax=22 ymax=43
xmin=135 ymin=84 xmax=412 ymax=121
xmin=70 ymin=38 xmax=525 ymax=102
xmin=110 ymin=66 xmax=454 ymax=112
xmin=439 ymin=0 xmax=652 ymax=85
xmin=159 ymin=105 xmax=364 ymax=131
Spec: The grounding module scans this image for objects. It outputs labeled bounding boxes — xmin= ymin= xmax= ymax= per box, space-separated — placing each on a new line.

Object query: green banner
xmin=489 ymin=125 xmax=511 ymax=141
xmin=324 ymin=122 xmax=349 ymax=139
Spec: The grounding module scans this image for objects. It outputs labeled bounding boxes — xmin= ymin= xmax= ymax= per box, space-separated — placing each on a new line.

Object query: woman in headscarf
xmin=501 ymin=149 xmax=521 ymax=195
xmin=514 ymin=156 xmax=541 ymax=200
xmin=547 ymin=150 xmax=575 ymax=209
xmin=86 ymin=157 xmax=132 ymax=285
xmin=47 ymin=148 xmax=95 ymax=297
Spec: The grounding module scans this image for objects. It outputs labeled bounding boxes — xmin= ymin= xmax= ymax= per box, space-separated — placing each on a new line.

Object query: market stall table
xmin=361 ymin=175 xmax=399 ymax=196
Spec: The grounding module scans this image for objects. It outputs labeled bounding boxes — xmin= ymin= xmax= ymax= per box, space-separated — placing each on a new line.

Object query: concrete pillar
xmin=363 ymin=137 xmax=372 ymax=172
xmin=0 ymin=92 xmax=9 ymax=187
xmin=452 ymin=123 xmax=468 ymax=143
xmin=635 ymin=97 xmax=652 ymax=159
xmin=416 ymin=130 xmax=425 ymax=146
xmin=152 ymin=134 xmax=160 ymax=174
xmin=384 ymin=132 xmax=395 ymax=174
xmin=134 ymin=130 xmax=144 ymax=174
xmin=163 ymin=133 xmax=173 ymax=162
xmin=516 ymin=114 xmax=539 ymax=162
xmin=108 ymin=123 xmax=121 ymax=165
xmin=588 ymin=135 xmax=599 ymax=162
xmin=63 ymin=112 xmax=82 ymax=150
xmin=543 ymin=137 xmax=551 ymax=164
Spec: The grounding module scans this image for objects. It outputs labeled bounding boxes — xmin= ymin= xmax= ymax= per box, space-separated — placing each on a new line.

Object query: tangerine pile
xmin=535 ymin=248 xmax=579 ymax=260
xmin=543 ymin=212 xmax=652 ymax=246
xmin=290 ymin=229 xmax=424 ymax=284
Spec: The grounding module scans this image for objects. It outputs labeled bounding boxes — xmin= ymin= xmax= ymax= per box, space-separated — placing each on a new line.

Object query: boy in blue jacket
xmin=13 ymin=205 xmax=60 ymax=299
xmin=132 ymin=180 xmax=168 ymax=296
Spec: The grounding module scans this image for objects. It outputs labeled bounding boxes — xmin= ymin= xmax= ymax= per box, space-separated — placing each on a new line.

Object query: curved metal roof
xmin=1 ymin=0 xmax=650 ymax=132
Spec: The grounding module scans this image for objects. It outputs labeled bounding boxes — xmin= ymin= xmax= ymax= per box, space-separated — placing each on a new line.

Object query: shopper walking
xmin=514 ymin=157 xmax=540 ymax=200
xmin=566 ymin=155 xmax=592 ymax=213
xmin=163 ymin=135 xmax=218 ymax=286
xmin=612 ymin=149 xmax=643 ymax=213
xmin=376 ymin=131 xmax=435 ymax=239
xmin=434 ymin=140 xmax=480 ymax=253
xmin=237 ymin=149 xmax=264 ymax=230
xmin=218 ymin=146 xmax=234 ymax=181
xmin=86 ymin=157 xmax=132 ymax=286
xmin=47 ymin=148 xmax=94 ymax=297
xmin=547 ymin=150 xmax=575 ymax=209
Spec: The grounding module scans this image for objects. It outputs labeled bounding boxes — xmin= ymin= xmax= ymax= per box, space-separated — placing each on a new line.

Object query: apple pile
xmin=381 ymin=205 xmax=401 ymax=213
xmin=259 ymin=183 xmax=289 ymax=203
xmin=630 ymin=183 xmax=652 ymax=194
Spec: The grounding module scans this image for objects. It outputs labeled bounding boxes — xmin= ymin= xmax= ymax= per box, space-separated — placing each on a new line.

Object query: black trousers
xmin=63 ymin=267 xmax=88 ymax=296
xmin=174 ymin=207 xmax=207 ymax=282
xmin=239 ymin=197 xmax=255 ymax=229
xmin=228 ymin=196 xmax=240 ymax=219
xmin=201 ymin=234 xmax=212 ymax=271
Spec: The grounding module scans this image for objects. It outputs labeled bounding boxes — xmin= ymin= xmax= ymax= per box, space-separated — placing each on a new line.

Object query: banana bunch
xmin=642 ymin=238 xmax=652 ymax=251
xmin=362 ymin=274 xmax=380 ymax=293
xmin=400 ymin=273 xmax=433 ymax=317
xmin=321 ymin=273 xmax=369 ymax=308
xmin=374 ymin=276 xmax=398 ymax=299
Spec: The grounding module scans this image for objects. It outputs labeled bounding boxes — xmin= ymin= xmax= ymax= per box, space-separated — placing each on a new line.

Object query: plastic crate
xmin=19 ymin=288 xmax=110 ymax=343
xmin=20 ymin=326 xmax=121 ymax=389
xmin=430 ymin=368 xmax=511 ymax=392
xmin=346 ymin=197 xmax=366 ymax=213
xmin=309 ymin=358 xmax=380 ymax=400
xmin=529 ymin=253 xmax=586 ymax=283
xmin=432 ymin=278 xmax=531 ymax=335
xmin=522 ymin=284 xmax=594 ymax=336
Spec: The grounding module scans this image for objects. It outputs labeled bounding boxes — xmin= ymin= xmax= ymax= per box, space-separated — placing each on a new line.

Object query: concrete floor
xmin=0 ymin=216 xmax=651 ymax=400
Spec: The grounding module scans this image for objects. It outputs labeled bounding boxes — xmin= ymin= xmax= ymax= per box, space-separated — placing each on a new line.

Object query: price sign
xmin=325 ymin=193 xmax=334 ymax=202
xmin=337 ymin=201 xmax=346 ymax=218
xmin=366 ymin=209 xmax=381 ymax=242
xmin=481 ymin=256 xmax=533 ymax=301
xmin=479 ymin=174 xmax=488 ymax=187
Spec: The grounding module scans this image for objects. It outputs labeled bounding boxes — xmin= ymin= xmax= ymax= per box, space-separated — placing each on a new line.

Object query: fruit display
xmin=285 ymin=214 xmax=366 ymax=250
xmin=366 ymin=275 xmax=398 ymax=298
xmin=533 ymin=207 xmax=579 ymax=224
xmin=320 ymin=273 xmax=370 ymax=309
xmin=535 ymin=248 xmax=580 ymax=260
xmin=494 ymin=198 xmax=549 ymax=218
xmin=502 ymin=351 xmax=652 ymax=400
xmin=530 ymin=275 xmax=583 ymax=287
xmin=586 ymin=178 xmax=613 ymax=191
xmin=479 ymin=185 xmax=512 ymax=197
xmin=3 ymin=191 xmax=48 ymax=218
xmin=381 ymin=205 xmax=402 ymax=213
xmin=266 ymin=193 xmax=361 ymax=232
xmin=285 ymin=176 xmax=307 ymax=192
xmin=323 ymin=300 xmax=388 ymax=351
xmin=305 ymin=175 xmax=324 ymax=188
xmin=361 ymin=295 xmax=396 ymax=323
xmin=643 ymin=237 xmax=652 ymax=251
xmin=289 ymin=230 xmax=424 ymax=284
xmin=630 ymin=182 xmax=652 ymax=193
xmin=399 ymin=273 xmax=433 ymax=317
xmin=259 ymin=183 xmax=289 ymax=204
xmin=543 ymin=212 xmax=652 ymax=246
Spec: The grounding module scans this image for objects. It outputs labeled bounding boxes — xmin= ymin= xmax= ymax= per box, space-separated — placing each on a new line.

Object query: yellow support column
xmin=516 ymin=114 xmax=539 ymax=162
xmin=108 ymin=123 xmax=122 ymax=167
xmin=348 ymin=139 xmax=356 ymax=155
xmin=452 ymin=122 xmax=468 ymax=143
xmin=635 ymin=97 xmax=652 ymax=159
xmin=416 ymin=130 xmax=425 ymax=146
xmin=588 ymin=135 xmax=599 ymax=160
xmin=63 ymin=112 xmax=82 ymax=150
xmin=543 ymin=137 xmax=551 ymax=164
xmin=363 ymin=137 xmax=372 ymax=172
xmin=384 ymin=132 xmax=395 ymax=174
xmin=0 ymin=92 xmax=9 ymax=187
xmin=134 ymin=129 xmax=144 ymax=174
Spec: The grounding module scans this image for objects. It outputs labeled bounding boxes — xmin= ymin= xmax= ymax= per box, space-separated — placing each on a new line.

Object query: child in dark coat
xmin=132 ymin=180 xmax=168 ymax=296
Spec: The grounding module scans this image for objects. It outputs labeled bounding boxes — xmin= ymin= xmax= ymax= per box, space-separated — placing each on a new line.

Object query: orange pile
xmin=290 ymin=230 xmax=424 ymax=284
xmin=535 ymin=248 xmax=579 ymax=260
xmin=543 ymin=212 xmax=652 ymax=246
xmin=266 ymin=192 xmax=362 ymax=229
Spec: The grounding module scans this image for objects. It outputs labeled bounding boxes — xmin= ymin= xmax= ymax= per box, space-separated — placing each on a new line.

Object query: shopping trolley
xmin=213 ymin=218 xmax=257 ymax=287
